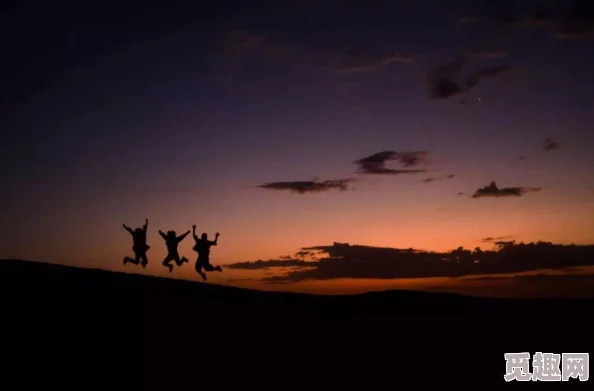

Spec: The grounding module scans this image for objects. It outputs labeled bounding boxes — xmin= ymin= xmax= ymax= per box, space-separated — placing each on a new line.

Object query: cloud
xmin=544 ymin=138 xmax=560 ymax=151
xmin=295 ymin=250 xmax=318 ymax=259
xmin=354 ymin=150 xmax=429 ymax=175
xmin=422 ymin=174 xmax=456 ymax=183
xmin=465 ymin=66 xmax=513 ymax=90
xmin=481 ymin=236 xmax=515 ymax=243
xmin=225 ymin=242 xmax=594 ymax=283
xmin=337 ymin=53 xmax=414 ymax=76
xmin=472 ymin=181 xmax=541 ymax=198
xmin=226 ymin=258 xmax=316 ymax=270
xmin=257 ymin=178 xmax=356 ymax=194
xmin=426 ymin=57 xmax=512 ymax=100
xmin=426 ymin=57 xmax=467 ymax=99
xmin=507 ymin=272 xmax=594 ymax=285
xmin=457 ymin=192 xmax=464 ymax=196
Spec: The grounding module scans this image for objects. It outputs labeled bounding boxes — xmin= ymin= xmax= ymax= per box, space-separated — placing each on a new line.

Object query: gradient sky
xmin=2 ymin=0 xmax=594 ymax=296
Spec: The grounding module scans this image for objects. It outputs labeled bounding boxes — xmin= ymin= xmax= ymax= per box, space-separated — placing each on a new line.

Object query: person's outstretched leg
xmin=195 ymin=260 xmax=207 ymax=281
xmin=140 ymin=253 xmax=148 ymax=268
xmin=204 ymin=260 xmax=221 ymax=272
xmin=173 ymin=255 xmax=188 ymax=267
xmin=123 ymin=256 xmax=136 ymax=265
xmin=163 ymin=255 xmax=174 ymax=273
xmin=203 ymin=263 xmax=221 ymax=273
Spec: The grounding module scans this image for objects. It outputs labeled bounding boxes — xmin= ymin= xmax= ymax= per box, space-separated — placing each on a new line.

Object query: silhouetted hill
xmin=3 ymin=258 xmax=591 ymax=316
xmin=2 ymin=259 xmax=591 ymax=387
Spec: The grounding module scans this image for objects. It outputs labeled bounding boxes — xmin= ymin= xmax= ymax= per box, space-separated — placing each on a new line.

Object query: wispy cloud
xmin=422 ymin=174 xmax=455 ymax=183
xmin=427 ymin=56 xmax=513 ymax=100
xmin=465 ymin=66 xmax=513 ymax=90
xmin=256 ymin=179 xmax=356 ymax=194
xmin=337 ymin=53 xmax=414 ymax=76
xmin=354 ymin=150 xmax=429 ymax=175
xmin=481 ymin=236 xmax=515 ymax=243
xmin=227 ymin=258 xmax=316 ymax=270
xmin=544 ymin=138 xmax=560 ymax=151
xmin=472 ymin=181 xmax=541 ymax=198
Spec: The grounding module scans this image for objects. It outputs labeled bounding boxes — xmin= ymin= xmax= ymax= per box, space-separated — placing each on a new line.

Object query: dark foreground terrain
xmin=2 ymin=259 xmax=592 ymax=387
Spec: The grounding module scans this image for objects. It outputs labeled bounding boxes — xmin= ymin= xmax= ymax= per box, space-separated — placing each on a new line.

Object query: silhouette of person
xmin=192 ymin=224 xmax=222 ymax=281
xmin=159 ymin=229 xmax=190 ymax=273
xmin=123 ymin=218 xmax=150 ymax=268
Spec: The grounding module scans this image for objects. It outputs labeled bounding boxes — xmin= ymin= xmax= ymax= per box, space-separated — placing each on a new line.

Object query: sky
xmin=1 ymin=0 xmax=594 ymax=297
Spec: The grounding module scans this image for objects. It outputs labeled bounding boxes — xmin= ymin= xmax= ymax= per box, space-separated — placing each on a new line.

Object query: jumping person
xmin=123 ymin=218 xmax=150 ymax=268
xmin=159 ymin=229 xmax=190 ymax=273
xmin=192 ymin=224 xmax=222 ymax=281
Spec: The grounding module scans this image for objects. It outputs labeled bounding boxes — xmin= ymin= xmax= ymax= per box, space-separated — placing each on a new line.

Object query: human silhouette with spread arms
xmin=192 ymin=224 xmax=222 ymax=281
xmin=159 ymin=228 xmax=190 ymax=273
xmin=123 ymin=218 xmax=150 ymax=268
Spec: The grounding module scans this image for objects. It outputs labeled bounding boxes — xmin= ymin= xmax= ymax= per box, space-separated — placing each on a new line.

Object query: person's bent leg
xmin=163 ymin=256 xmax=174 ymax=273
xmin=140 ymin=253 xmax=148 ymax=268
xmin=195 ymin=262 xmax=207 ymax=281
xmin=174 ymin=255 xmax=188 ymax=267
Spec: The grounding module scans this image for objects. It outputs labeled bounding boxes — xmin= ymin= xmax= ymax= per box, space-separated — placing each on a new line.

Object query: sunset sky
xmin=2 ymin=0 xmax=594 ymax=296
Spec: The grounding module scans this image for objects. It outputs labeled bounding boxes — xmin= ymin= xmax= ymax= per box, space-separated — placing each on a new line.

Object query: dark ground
xmin=1 ymin=259 xmax=591 ymax=387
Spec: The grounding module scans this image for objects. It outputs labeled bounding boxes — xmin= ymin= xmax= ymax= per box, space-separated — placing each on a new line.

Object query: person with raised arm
xmin=192 ymin=224 xmax=222 ymax=281
xmin=159 ymin=228 xmax=190 ymax=273
xmin=122 ymin=218 xmax=150 ymax=268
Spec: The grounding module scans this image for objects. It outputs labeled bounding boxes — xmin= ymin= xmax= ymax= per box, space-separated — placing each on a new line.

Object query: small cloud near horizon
xmin=472 ymin=181 xmax=541 ymax=198
xmin=481 ymin=235 xmax=515 ymax=243
xmin=227 ymin=258 xmax=316 ymax=270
